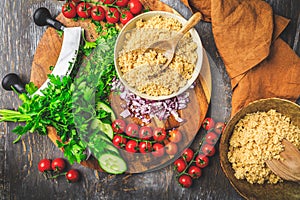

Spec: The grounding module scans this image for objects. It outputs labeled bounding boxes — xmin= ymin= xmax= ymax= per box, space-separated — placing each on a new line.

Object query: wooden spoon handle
xmin=178 ymin=12 xmax=202 ymax=35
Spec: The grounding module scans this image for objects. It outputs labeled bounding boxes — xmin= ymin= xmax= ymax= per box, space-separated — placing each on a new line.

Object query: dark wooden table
xmin=0 ymin=0 xmax=299 ymax=199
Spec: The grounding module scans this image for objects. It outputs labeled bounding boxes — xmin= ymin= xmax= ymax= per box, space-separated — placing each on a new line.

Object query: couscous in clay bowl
xmin=220 ymin=98 xmax=300 ymax=200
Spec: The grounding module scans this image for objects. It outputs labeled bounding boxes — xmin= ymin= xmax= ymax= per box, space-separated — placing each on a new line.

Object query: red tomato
xmin=51 ymin=158 xmax=66 ymax=172
xmin=205 ymin=131 xmax=219 ymax=145
xmin=153 ymin=127 xmax=167 ymax=142
xmin=188 ymin=166 xmax=202 ymax=179
xmin=178 ymin=175 xmax=192 ymax=188
xmin=120 ymin=10 xmax=134 ymax=25
xmin=91 ymin=5 xmax=105 ymax=21
xmin=38 ymin=158 xmax=52 ymax=173
xmin=128 ymin=0 xmax=143 ymax=15
xmin=62 ymin=3 xmax=77 ymax=19
xmin=174 ymin=158 xmax=186 ymax=173
xmin=201 ymin=143 xmax=216 ymax=157
xmin=165 ymin=142 xmax=178 ymax=155
xmin=125 ymin=140 xmax=138 ymax=153
xmin=139 ymin=141 xmax=152 ymax=153
xmin=125 ymin=123 xmax=139 ymax=137
xmin=138 ymin=126 xmax=153 ymax=140
xmin=214 ymin=121 xmax=226 ymax=135
xmin=76 ymin=2 xmax=92 ymax=18
xmin=105 ymin=7 xmax=120 ymax=24
xmin=101 ymin=0 xmax=114 ymax=4
xmin=182 ymin=148 xmax=194 ymax=162
xmin=66 ymin=169 xmax=80 ymax=183
xmin=195 ymin=154 xmax=209 ymax=168
xmin=152 ymin=143 xmax=165 ymax=157
xmin=111 ymin=119 xmax=126 ymax=134
xmin=115 ymin=0 xmax=129 ymax=7
xmin=112 ymin=134 xmax=127 ymax=148
xmin=168 ymin=129 xmax=182 ymax=143
xmin=202 ymin=117 xmax=215 ymax=131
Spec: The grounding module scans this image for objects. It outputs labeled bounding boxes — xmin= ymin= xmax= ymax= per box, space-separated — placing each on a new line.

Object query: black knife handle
xmin=2 ymin=73 xmax=27 ymax=94
xmin=33 ymin=7 xmax=65 ymax=31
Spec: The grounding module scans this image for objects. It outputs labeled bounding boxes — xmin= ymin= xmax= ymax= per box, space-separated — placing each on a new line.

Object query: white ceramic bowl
xmin=114 ymin=11 xmax=203 ymax=100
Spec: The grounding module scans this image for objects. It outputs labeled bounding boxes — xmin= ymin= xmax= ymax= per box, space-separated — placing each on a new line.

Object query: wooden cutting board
xmin=30 ymin=1 xmax=211 ymax=173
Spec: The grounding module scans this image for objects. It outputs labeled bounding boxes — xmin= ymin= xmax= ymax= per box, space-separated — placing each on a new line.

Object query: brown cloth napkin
xmin=181 ymin=0 xmax=300 ymax=116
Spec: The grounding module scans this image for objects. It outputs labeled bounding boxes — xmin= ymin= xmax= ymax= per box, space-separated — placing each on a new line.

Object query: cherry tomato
xmin=139 ymin=141 xmax=152 ymax=153
xmin=66 ymin=169 xmax=80 ymax=183
xmin=125 ymin=140 xmax=138 ymax=153
xmin=153 ymin=127 xmax=167 ymax=142
xmin=62 ymin=3 xmax=77 ymax=19
xmin=168 ymin=129 xmax=182 ymax=143
xmin=214 ymin=121 xmax=226 ymax=135
xmin=174 ymin=158 xmax=187 ymax=173
xmin=152 ymin=143 xmax=165 ymax=157
xmin=105 ymin=7 xmax=120 ymax=24
xmin=112 ymin=134 xmax=127 ymax=148
xmin=165 ymin=142 xmax=178 ymax=155
xmin=120 ymin=10 xmax=134 ymax=25
xmin=195 ymin=154 xmax=209 ymax=168
xmin=125 ymin=123 xmax=139 ymax=137
xmin=138 ymin=126 xmax=153 ymax=140
xmin=51 ymin=158 xmax=66 ymax=172
xmin=201 ymin=143 xmax=216 ymax=157
xmin=112 ymin=119 xmax=126 ymax=134
xmin=115 ymin=0 xmax=129 ymax=7
xmin=101 ymin=0 xmax=114 ymax=4
xmin=91 ymin=5 xmax=105 ymax=21
xmin=178 ymin=175 xmax=192 ymax=188
xmin=202 ymin=117 xmax=215 ymax=131
xmin=188 ymin=166 xmax=202 ymax=179
xmin=205 ymin=131 xmax=219 ymax=145
xmin=128 ymin=0 xmax=143 ymax=15
xmin=38 ymin=158 xmax=52 ymax=173
xmin=76 ymin=2 xmax=91 ymax=18
xmin=182 ymin=148 xmax=194 ymax=162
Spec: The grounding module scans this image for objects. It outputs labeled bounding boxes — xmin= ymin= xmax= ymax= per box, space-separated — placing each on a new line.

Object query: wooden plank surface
xmin=0 ymin=0 xmax=299 ymax=199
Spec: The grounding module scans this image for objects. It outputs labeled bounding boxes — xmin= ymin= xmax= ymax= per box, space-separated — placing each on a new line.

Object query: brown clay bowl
xmin=219 ymin=98 xmax=300 ymax=200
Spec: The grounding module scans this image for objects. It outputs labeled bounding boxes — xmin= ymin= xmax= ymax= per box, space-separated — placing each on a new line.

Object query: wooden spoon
xmin=266 ymin=139 xmax=300 ymax=182
xmin=144 ymin=12 xmax=202 ymax=73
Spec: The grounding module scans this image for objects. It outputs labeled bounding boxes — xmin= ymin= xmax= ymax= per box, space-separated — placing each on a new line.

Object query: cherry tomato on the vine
xmin=152 ymin=143 xmax=165 ymax=157
xmin=214 ymin=121 xmax=226 ymax=135
xmin=178 ymin=174 xmax=192 ymax=188
xmin=182 ymin=148 xmax=194 ymax=162
xmin=62 ymin=3 xmax=77 ymax=19
xmin=202 ymin=117 xmax=215 ymax=131
xmin=51 ymin=158 xmax=66 ymax=172
xmin=139 ymin=126 xmax=153 ymax=140
xmin=115 ymin=0 xmax=129 ymax=7
xmin=120 ymin=10 xmax=134 ymax=25
xmin=174 ymin=158 xmax=186 ymax=173
xmin=76 ymin=2 xmax=92 ymax=18
xmin=112 ymin=134 xmax=127 ymax=148
xmin=125 ymin=140 xmax=138 ymax=153
xmin=195 ymin=154 xmax=209 ymax=168
xmin=38 ymin=158 xmax=52 ymax=173
xmin=188 ymin=166 xmax=202 ymax=179
xmin=66 ymin=169 xmax=80 ymax=183
xmin=128 ymin=0 xmax=143 ymax=15
xmin=112 ymin=119 xmax=126 ymax=134
xmin=101 ymin=0 xmax=114 ymax=4
xmin=91 ymin=5 xmax=106 ymax=21
xmin=201 ymin=143 xmax=216 ymax=157
xmin=105 ymin=7 xmax=120 ymax=24
xmin=168 ymin=129 xmax=182 ymax=143
xmin=125 ymin=123 xmax=139 ymax=137
xmin=139 ymin=141 xmax=152 ymax=154
xmin=205 ymin=131 xmax=219 ymax=145
xmin=153 ymin=127 xmax=167 ymax=142
xmin=165 ymin=142 xmax=178 ymax=155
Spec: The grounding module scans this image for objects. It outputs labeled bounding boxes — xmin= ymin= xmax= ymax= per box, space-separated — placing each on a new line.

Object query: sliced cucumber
xmin=90 ymin=119 xmax=114 ymax=140
xmin=96 ymin=101 xmax=116 ymax=122
xmin=105 ymin=143 xmax=120 ymax=155
xmin=99 ymin=153 xmax=127 ymax=174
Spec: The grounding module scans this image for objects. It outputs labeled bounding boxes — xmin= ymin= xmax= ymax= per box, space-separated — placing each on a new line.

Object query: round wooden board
xmin=30 ymin=2 xmax=211 ymax=173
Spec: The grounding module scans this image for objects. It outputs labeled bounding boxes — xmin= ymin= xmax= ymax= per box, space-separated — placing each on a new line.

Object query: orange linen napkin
xmin=181 ymin=0 xmax=300 ymax=115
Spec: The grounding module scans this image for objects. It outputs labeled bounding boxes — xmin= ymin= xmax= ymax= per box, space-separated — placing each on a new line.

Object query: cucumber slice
xmin=105 ymin=143 xmax=120 ymax=155
xmin=96 ymin=101 xmax=116 ymax=122
xmin=90 ymin=119 xmax=114 ymax=140
xmin=99 ymin=153 xmax=127 ymax=174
